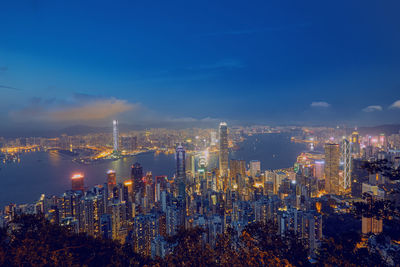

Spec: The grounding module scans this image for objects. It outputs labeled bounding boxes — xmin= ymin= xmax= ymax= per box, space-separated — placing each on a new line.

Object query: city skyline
xmin=1 ymin=2 xmax=400 ymax=266
xmin=1 ymin=1 xmax=400 ymax=136
xmin=1 ymin=116 xmax=400 ymax=265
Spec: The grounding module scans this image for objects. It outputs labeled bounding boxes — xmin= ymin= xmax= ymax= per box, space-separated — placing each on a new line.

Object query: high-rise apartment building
xmin=324 ymin=143 xmax=340 ymax=194
xmin=111 ymin=200 xmax=127 ymax=243
xmin=133 ymin=214 xmax=157 ymax=256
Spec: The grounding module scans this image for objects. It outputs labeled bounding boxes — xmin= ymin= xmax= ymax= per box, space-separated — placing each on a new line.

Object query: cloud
xmin=0 ymin=66 xmax=8 ymax=72
xmin=310 ymin=101 xmax=331 ymax=108
xmin=9 ymin=94 xmax=223 ymax=130
xmin=72 ymin=92 xmax=106 ymax=102
xmin=50 ymin=99 xmax=136 ymax=121
xmin=389 ymin=100 xmax=400 ymax=109
xmin=362 ymin=105 xmax=383 ymax=112
xmin=0 ymin=84 xmax=21 ymax=91
xmin=10 ymin=96 xmax=137 ymax=123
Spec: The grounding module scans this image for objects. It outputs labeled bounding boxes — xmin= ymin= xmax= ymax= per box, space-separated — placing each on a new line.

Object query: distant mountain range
xmin=60 ymin=123 xmax=400 ymax=137
xmin=1 ymin=123 xmax=400 ymax=139
xmin=58 ymin=123 xmax=144 ymax=135
xmin=0 ymin=120 xmax=215 ymax=138
xmin=357 ymin=124 xmax=400 ymax=136
xmin=0 ymin=124 xmax=129 ymax=138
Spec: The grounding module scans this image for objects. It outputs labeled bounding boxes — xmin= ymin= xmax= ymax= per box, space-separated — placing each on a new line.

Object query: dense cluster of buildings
xmin=1 ymin=123 xmax=400 ymax=262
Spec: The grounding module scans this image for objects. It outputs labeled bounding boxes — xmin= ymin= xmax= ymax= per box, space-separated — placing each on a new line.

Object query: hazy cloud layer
xmin=310 ymin=101 xmax=331 ymax=108
xmin=362 ymin=105 xmax=383 ymax=112
xmin=8 ymin=94 xmax=221 ymax=129
xmin=389 ymin=100 xmax=400 ymax=109
xmin=50 ymin=99 xmax=135 ymax=121
xmin=10 ymin=96 xmax=137 ymax=123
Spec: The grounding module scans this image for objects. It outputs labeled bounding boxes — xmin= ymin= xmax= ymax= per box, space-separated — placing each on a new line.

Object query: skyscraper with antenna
xmin=219 ymin=122 xmax=229 ymax=178
xmin=113 ymin=120 xmax=119 ymax=153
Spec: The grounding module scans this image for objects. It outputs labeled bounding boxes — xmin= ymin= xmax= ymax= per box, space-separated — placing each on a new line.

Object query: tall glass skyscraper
xmin=219 ymin=122 xmax=229 ymax=177
xmin=175 ymin=144 xmax=186 ymax=198
xmin=113 ymin=120 xmax=119 ymax=153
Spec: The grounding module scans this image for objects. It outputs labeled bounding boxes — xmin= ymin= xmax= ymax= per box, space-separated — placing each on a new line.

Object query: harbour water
xmin=0 ymin=133 xmax=306 ymax=206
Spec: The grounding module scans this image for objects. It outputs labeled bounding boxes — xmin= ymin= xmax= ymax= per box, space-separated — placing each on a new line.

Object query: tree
xmin=241 ymin=222 xmax=308 ymax=266
xmin=0 ymin=214 xmax=151 ymax=267
xmin=164 ymin=227 xmax=216 ymax=267
xmin=214 ymin=228 xmax=241 ymax=266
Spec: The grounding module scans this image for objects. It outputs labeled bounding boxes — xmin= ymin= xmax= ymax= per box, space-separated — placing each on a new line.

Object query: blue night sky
xmin=1 ymin=0 xmax=400 ymax=134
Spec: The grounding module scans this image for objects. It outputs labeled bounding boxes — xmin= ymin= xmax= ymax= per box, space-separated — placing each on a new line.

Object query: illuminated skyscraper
xmin=113 ymin=120 xmax=119 ymax=153
xmin=71 ymin=173 xmax=84 ymax=192
xmin=230 ymin=159 xmax=246 ymax=193
xmin=351 ymin=131 xmax=360 ymax=156
xmin=379 ymin=133 xmax=386 ymax=148
xmin=341 ymin=139 xmax=352 ymax=191
xmin=250 ymin=160 xmax=261 ymax=177
xmin=123 ymin=180 xmax=134 ymax=202
xmin=230 ymin=159 xmax=246 ymax=179
xmin=111 ymin=200 xmax=127 ymax=242
xmin=176 ymin=144 xmax=186 ymax=198
xmin=210 ymin=131 xmax=217 ymax=146
xmin=133 ymin=214 xmax=157 ymax=256
xmin=219 ymin=122 xmax=229 ymax=177
xmin=131 ymin=162 xmax=144 ymax=197
xmin=82 ymin=193 xmax=102 ymax=237
xmin=60 ymin=191 xmax=80 ymax=220
xmin=123 ymin=180 xmax=135 ymax=219
xmin=155 ymin=175 xmax=168 ymax=203
xmin=314 ymin=160 xmax=325 ymax=180
xmin=324 ymin=143 xmax=340 ymax=194
xmin=107 ymin=170 xmax=117 ymax=198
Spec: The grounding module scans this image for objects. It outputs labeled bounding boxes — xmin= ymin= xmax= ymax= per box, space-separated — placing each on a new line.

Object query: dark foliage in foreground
xmin=319 ymin=214 xmax=384 ymax=266
xmin=0 ymin=215 xmax=302 ymax=267
xmin=0 ymin=214 xmax=152 ymax=267
xmin=0 ymin=214 xmax=392 ymax=266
